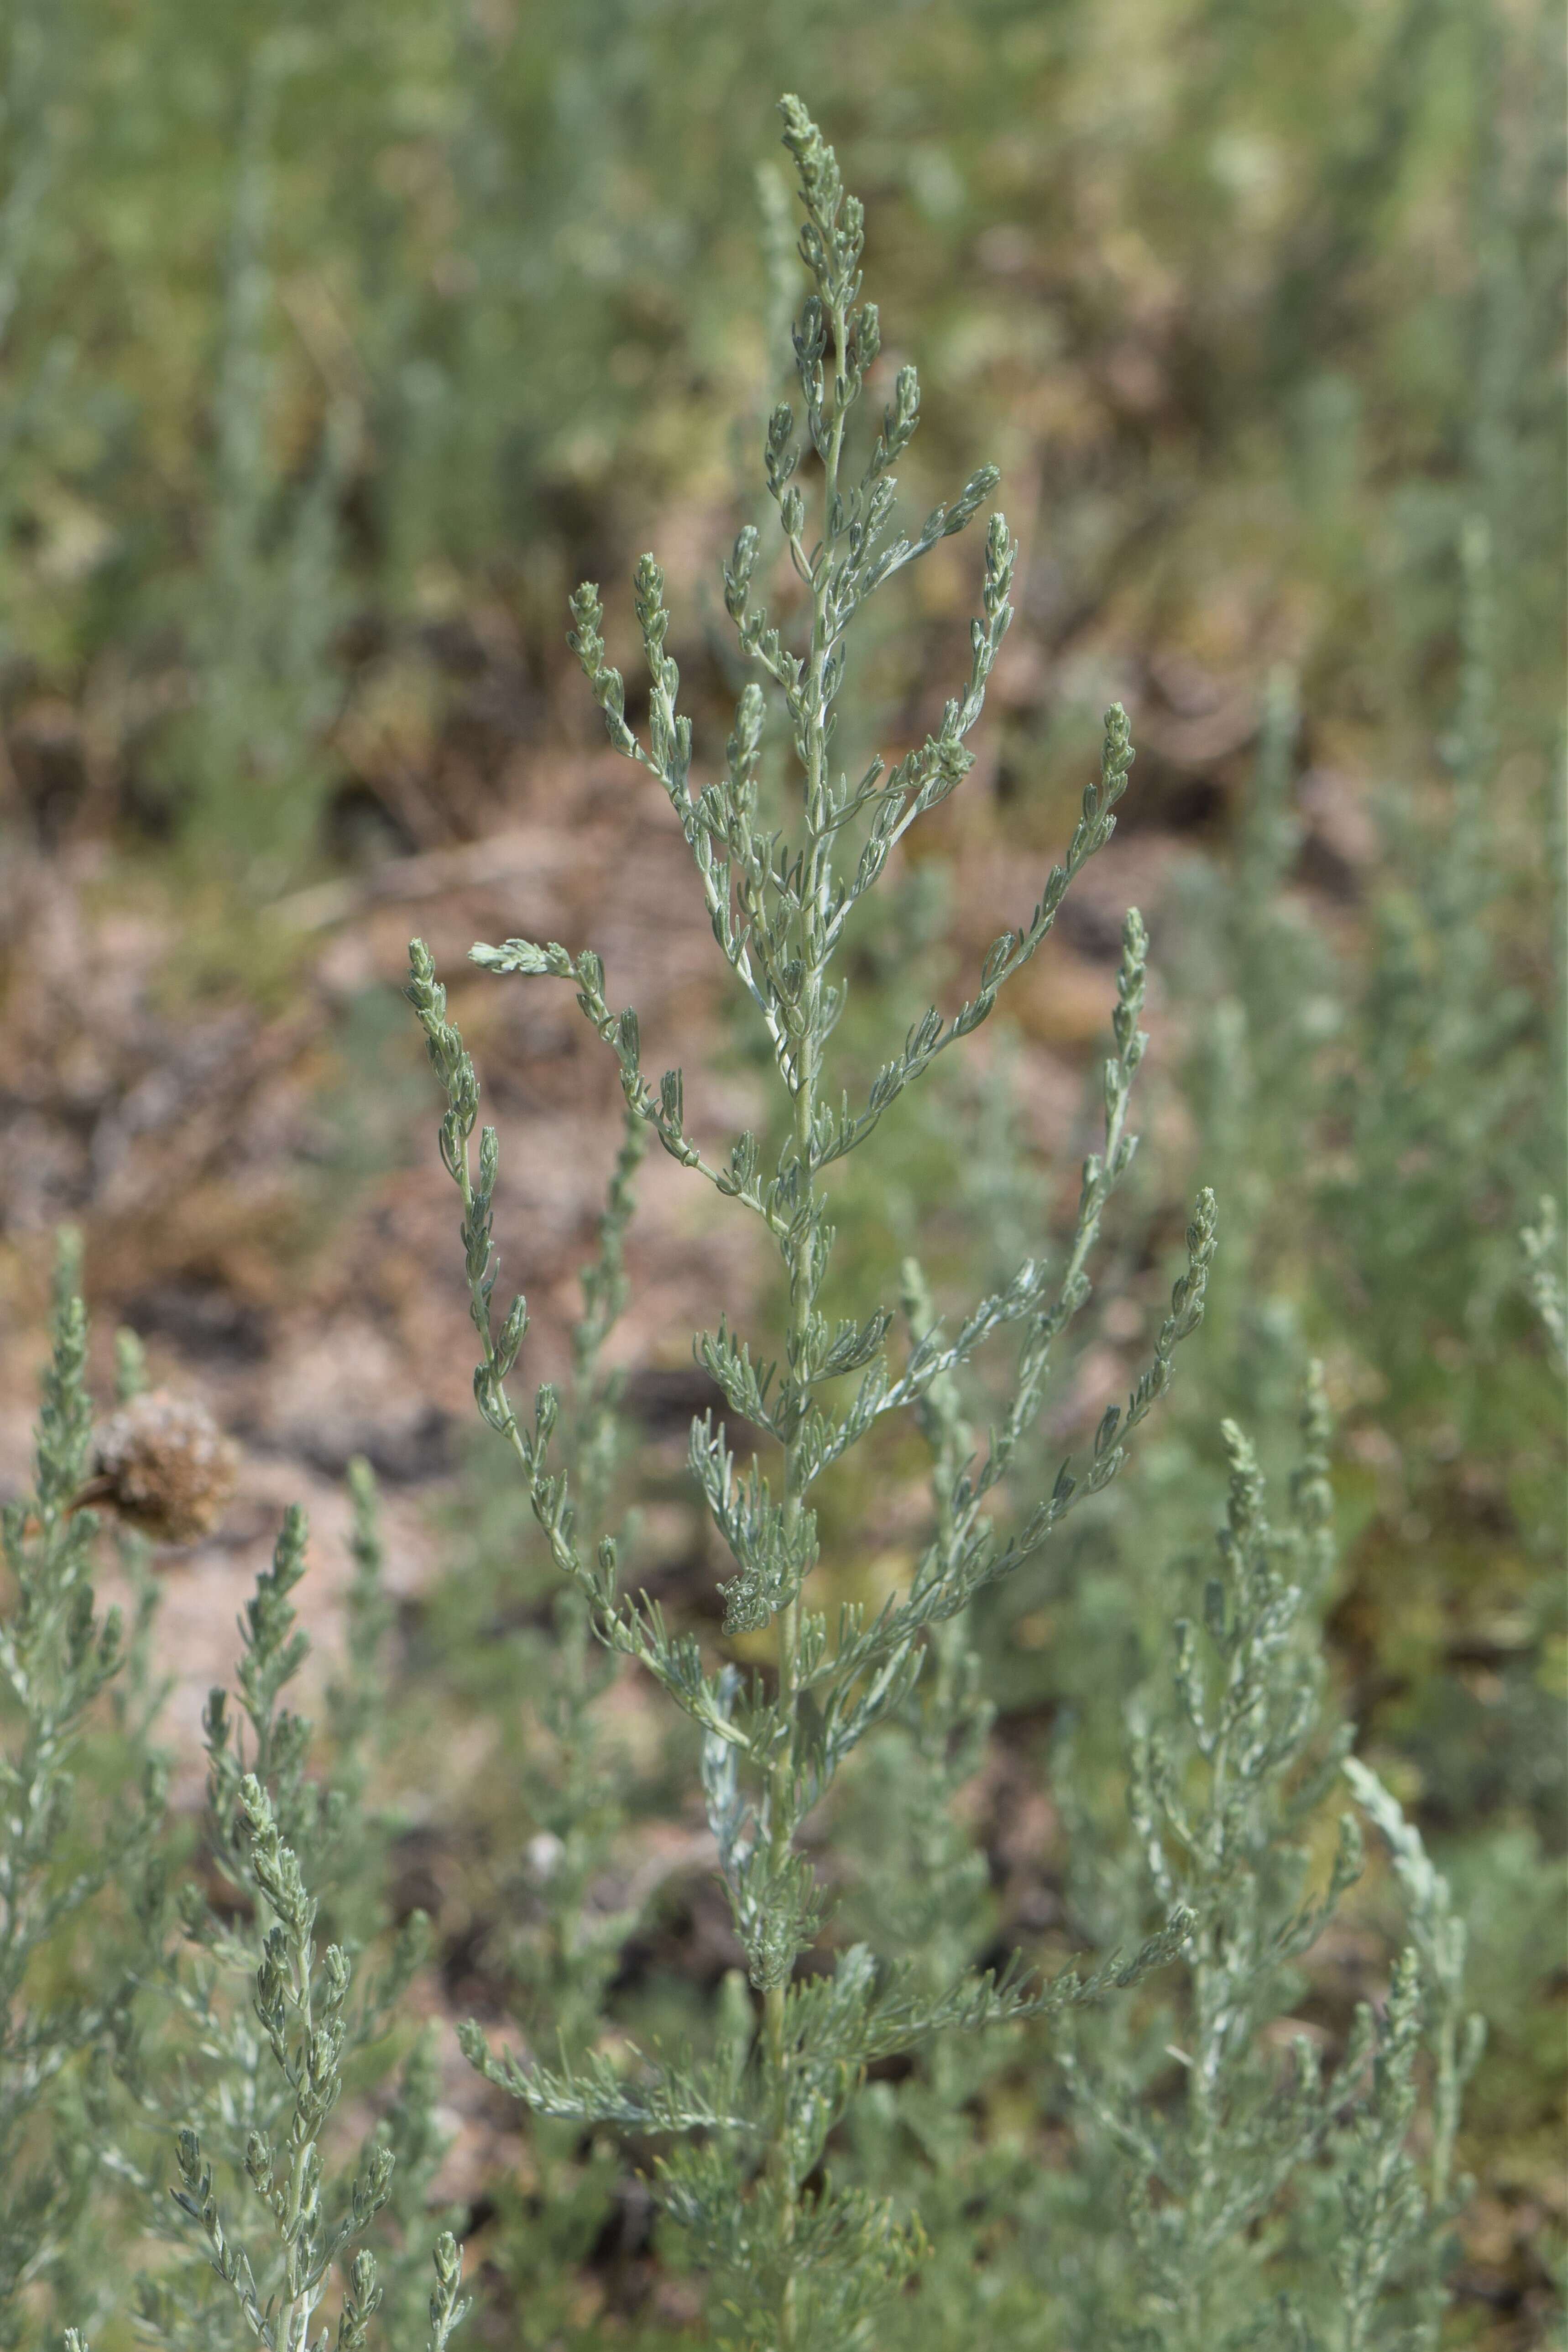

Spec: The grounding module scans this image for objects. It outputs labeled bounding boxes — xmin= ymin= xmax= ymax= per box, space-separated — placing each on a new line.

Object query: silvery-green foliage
xmin=330 ymin=1470 xmax=468 ymax=2346
xmin=114 ymin=1492 xmax=459 ymax=2351
xmin=0 ymin=1264 xmax=184 ymax=2351
xmin=1171 ymin=665 xmax=1328 ymax=1376
xmin=0 ymin=1234 xmax=141 ymax=2344
xmin=828 ymin=1256 xmax=1046 ymax=2347
xmin=0 ymin=1260 xmax=463 ymax=2352
xmin=1521 ymin=1196 xmax=1567 ymax=1369
xmin=468 ymin=1108 xmax=670 ymax=2344
xmin=162 ymin=1776 xmax=397 ymax=2351
xmin=1058 ymin=1375 xmax=1480 ymax=2350
xmin=1336 ymin=1761 xmax=1486 ymax=2352
xmin=409 ymin=95 xmax=1213 ymax=2348
xmin=1151 ymin=482 xmax=1558 ymax=1911
xmin=1169 ymin=509 xmax=1548 ymax=1424
xmin=1329 ymin=517 xmax=1541 ymax=1385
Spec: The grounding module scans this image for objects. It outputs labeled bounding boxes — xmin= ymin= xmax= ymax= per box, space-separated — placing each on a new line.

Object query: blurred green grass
xmin=2 ymin=0 xmax=1560 ymax=863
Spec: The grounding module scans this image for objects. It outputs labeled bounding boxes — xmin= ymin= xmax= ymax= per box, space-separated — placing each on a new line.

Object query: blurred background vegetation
xmin=0 ymin=0 xmax=1561 ymax=2342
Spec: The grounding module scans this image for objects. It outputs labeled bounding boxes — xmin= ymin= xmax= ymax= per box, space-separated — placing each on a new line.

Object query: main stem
xmin=1177 ymin=1673 xmax=1237 ymax=2351
xmin=282 ymin=1926 xmax=320 ymax=2347
xmin=762 ymin=290 xmax=850 ymax=2350
xmin=764 ymin=969 xmax=816 ymax=2352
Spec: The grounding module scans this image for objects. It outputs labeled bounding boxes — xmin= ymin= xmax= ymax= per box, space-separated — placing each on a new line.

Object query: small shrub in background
xmin=2 ymin=0 xmax=1558 ymax=873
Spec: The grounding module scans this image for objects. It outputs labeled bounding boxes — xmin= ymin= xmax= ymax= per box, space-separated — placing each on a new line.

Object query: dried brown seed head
xmin=79 ymin=1389 xmax=239 ymax=1544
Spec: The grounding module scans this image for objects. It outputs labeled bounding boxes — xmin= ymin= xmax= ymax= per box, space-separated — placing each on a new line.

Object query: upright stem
xmin=765 ymin=999 xmax=817 ymax=2352
xmin=764 ymin=1609 xmax=800 ymax=2352
xmin=282 ymin=1931 xmax=319 ymax=2348
xmin=762 ymin=291 xmax=849 ymax=2349
xmin=1179 ymin=1635 xmax=1244 ymax=2352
